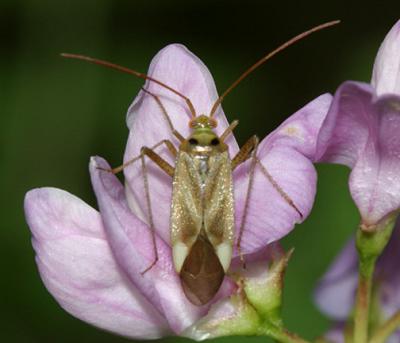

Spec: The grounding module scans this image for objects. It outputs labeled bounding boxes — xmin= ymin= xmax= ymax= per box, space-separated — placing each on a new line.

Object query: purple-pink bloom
xmin=316 ymin=20 xmax=400 ymax=229
xmin=314 ymin=219 xmax=400 ymax=343
xmin=25 ymin=44 xmax=331 ymax=338
xmin=323 ymin=325 xmax=346 ymax=343
xmin=124 ymin=44 xmax=332 ymax=252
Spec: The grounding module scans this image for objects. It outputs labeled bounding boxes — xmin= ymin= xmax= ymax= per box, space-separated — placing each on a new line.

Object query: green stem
xmin=262 ymin=325 xmax=311 ymax=343
xmin=353 ymin=261 xmax=375 ymax=343
xmin=353 ymin=216 xmax=396 ymax=343
xmin=369 ymin=310 xmax=400 ymax=343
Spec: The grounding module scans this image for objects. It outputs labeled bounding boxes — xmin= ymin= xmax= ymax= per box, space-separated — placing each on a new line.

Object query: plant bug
xmin=62 ymin=20 xmax=339 ymax=306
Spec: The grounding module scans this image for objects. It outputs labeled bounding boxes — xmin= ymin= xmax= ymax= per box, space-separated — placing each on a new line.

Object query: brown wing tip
xmin=180 ymin=234 xmax=225 ymax=306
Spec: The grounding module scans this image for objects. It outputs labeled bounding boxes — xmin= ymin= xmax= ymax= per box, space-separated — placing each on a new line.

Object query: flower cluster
xmin=315 ymin=19 xmax=400 ymax=230
xmin=24 ymin=19 xmax=400 ymax=342
xmin=315 ymin=19 xmax=400 ymax=342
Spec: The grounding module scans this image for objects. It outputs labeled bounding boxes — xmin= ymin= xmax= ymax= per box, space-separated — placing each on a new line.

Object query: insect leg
xmin=232 ymin=137 xmax=303 ymax=268
xmin=255 ymin=158 xmax=303 ymax=218
xmin=231 ymin=135 xmax=259 ymax=268
xmin=98 ymin=139 xmax=177 ymax=174
xmin=99 ymin=87 xmax=182 ymax=174
xmin=140 ymin=146 xmax=175 ymax=177
xmin=220 ymin=120 xmax=239 ymax=142
xmin=136 ymin=145 xmax=177 ymax=274
xmin=140 ymin=152 xmax=159 ymax=275
xmin=99 ymin=144 xmax=175 ymax=274
xmin=231 ymin=135 xmax=259 ymax=171
xmin=141 ymin=87 xmax=185 ymax=143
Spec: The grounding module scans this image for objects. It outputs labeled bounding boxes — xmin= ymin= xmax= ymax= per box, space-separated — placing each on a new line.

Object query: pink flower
xmin=25 ymin=44 xmax=331 ymax=338
xmin=316 ymin=20 xmax=400 ymax=229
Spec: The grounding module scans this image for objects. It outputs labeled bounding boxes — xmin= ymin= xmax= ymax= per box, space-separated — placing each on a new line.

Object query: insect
xmin=62 ymin=20 xmax=339 ymax=306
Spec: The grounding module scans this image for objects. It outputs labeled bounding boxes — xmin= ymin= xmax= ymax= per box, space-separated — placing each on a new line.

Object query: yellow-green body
xmin=170 ymin=115 xmax=235 ymax=305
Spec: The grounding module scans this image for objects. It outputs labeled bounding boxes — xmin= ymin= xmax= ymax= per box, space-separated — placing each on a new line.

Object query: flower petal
xmin=387 ymin=333 xmax=400 ymax=343
xmin=350 ymin=95 xmax=400 ymax=224
xmin=371 ymin=20 xmax=400 ymax=96
xmin=24 ymin=188 xmax=168 ymax=339
xmin=323 ymin=324 xmax=345 ymax=343
xmin=317 ymin=82 xmax=400 ymax=223
xmin=375 ymin=223 xmax=400 ymax=319
xmin=265 ymin=93 xmax=333 ymax=160
xmin=314 ymin=239 xmax=358 ymax=320
xmin=90 ymin=156 xmax=234 ymax=333
xmin=123 ymin=44 xmax=239 ymax=242
xmin=233 ymin=94 xmax=332 ymax=252
xmin=316 ymin=82 xmax=375 ymax=167
xmin=315 ymin=223 xmax=400 ymax=341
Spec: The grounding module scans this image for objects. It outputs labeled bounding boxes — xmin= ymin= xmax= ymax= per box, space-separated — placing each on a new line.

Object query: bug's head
xmin=189 ymin=115 xmax=217 ymax=130
xmin=185 ymin=115 xmax=226 ymax=153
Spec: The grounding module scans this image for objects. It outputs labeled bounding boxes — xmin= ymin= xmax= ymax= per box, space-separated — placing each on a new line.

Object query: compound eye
xmin=210 ymin=138 xmax=220 ymax=146
xmin=189 ymin=138 xmax=199 ymax=145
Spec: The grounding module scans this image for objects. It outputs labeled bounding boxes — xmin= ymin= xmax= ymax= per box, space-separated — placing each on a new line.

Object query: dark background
xmin=1 ymin=1 xmax=399 ymax=342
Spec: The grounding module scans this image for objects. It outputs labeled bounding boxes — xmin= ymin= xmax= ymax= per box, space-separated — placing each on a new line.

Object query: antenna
xmin=209 ymin=20 xmax=340 ymax=117
xmin=60 ymin=53 xmax=197 ymax=118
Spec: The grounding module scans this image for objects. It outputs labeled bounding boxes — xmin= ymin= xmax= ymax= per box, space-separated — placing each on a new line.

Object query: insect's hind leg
xmin=231 ymin=135 xmax=259 ymax=268
xmin=134 ymin=145 xmax=177 ymax=274
xmin=232 ymin=136 xmax=303 ymax=269
xmin=100 ymin=142 xmax=176 ymax=274
xmin=139 ymin=152 xmax=159 ymax=275
xmin=255 ymin=158 xmax=303 ymax=218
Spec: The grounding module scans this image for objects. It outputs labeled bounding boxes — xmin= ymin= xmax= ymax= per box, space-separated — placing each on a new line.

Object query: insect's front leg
xmin=140 ymin=146 xmax=175 ymax=177
xmin=98 ymin=139 xmax=177 ymax=175
xmin=231 ymin=135 xmax=259 ymax=171
xmin=220 ymin=120 xmax=239 ymax=142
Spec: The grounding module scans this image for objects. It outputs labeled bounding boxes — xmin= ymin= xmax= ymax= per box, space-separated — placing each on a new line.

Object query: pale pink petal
xmin=324 ymin=325 xmax=345 ymax=343
xmin=266 ymin=94 xmax=333 ymax=159
xmin=90 ymin=156 xmax=234 ymax=333
xmin=375 ymin=224 xmax=400 ymax=319
xmin=380 ymin=281 xmax=400 ymax=321
xmin=316 ymin=82 xmax=400 ymax=224
xmin=314 ymin=240 xmax=358 ymax=320
xmin=230 ymin=242 xmax=284 ymax=269
xmin=350 ymin=94 xmax=400 ymax=224
xmin=371 ymin=20 xmax=400 ymax=96
xmin=387 ymin=333 xmax=400 ymax=343
xmin=233 ymin=94 xmax=332 ymax=252
xmin=316 ymin=82 xmax=375 ymax=168
xmin=234 ymin=147 xmax=316 ymax=252
xmin=24 ymin=188 xmax=168 ymax=339
xmin=123 ymin=44 xmax=239 ymax=243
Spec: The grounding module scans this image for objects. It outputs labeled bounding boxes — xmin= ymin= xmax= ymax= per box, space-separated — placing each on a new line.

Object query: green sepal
xmin=356 ymin=213 xmax=397 ymax=278
xmin=183 ymin=292 xmax=261 ymax=340
xmin=184 ymin=247 xmax=296 ymax=341
xmin=242 ymin=249 xmax=292 ymax=327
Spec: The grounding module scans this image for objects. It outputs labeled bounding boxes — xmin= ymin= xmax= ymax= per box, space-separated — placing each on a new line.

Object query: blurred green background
xmin=1 ymin=0 xmax=400 ymax=342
